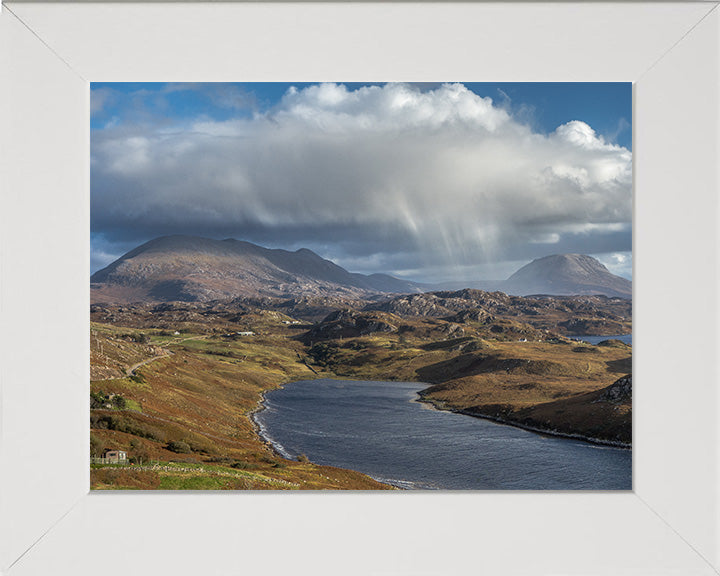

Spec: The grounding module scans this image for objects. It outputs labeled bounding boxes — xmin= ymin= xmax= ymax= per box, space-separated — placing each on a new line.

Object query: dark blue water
xmin=573 ymin=334 xmax=632 ymax=346
xmin=254 ymin=379 xmax=632 ymax=490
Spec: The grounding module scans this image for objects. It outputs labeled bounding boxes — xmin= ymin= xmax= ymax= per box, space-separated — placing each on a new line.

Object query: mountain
xmin=426 ymin=254 xmax=631 ymax=298
xmin=501 ymin=254 xmax=632 ymax=298
xmin=91 ymin=235 xmax=423 ymax=304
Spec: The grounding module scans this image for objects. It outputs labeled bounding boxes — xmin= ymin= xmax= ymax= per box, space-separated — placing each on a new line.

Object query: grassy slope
xmin=509 ymin=383 xmax=631 ymax=445
xmin=416 ymin=340 xmax=632 ymax=444
xmin=90 ymin=322 xmax=391 ymax=490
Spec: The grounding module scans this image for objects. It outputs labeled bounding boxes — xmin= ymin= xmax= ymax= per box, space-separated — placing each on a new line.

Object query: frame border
xmin=1 ymin=3 xmax=718 ymax=575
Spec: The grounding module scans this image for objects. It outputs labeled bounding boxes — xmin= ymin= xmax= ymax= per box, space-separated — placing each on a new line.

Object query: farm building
xmin=103 ymin=450 xmax=128 ymax=463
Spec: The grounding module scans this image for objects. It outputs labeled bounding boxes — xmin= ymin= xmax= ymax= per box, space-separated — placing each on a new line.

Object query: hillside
xmin=365 ymin=289 xmax=632 ymax=336
xmin=91 ymin=235 xmax=422 ymax=303
xmin=90 ymin=319 xmax=392 ymax=490
xmin=417 ymin=340 xmax=632 ymax=444
xmin=90 ymin=296 xmax=632 ymax=489
xmin=510 ymin=375 xmax=632 ymax=444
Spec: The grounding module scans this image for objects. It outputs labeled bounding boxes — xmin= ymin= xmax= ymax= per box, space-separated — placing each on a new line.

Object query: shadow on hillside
xmin=605 ymin=356 xmax=632 ymax=373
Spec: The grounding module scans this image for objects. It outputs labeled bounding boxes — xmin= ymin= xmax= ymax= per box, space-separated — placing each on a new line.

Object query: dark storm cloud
xmin=91 ymin=83 xmax=632 ymax=280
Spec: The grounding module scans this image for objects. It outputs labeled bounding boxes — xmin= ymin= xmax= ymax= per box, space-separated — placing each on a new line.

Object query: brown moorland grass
xmin=511 ymin=384 xmax=631 ymax=444
xmin=91 ymin=323 xmax=165 ymax=380
xmin=416 ymin=340 xmax=631 ymax=442
xmin=90 ymin=325 xmax=391 ymax=490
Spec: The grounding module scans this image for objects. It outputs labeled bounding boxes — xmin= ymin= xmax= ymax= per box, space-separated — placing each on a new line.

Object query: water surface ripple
xmin=254 ymin=379 xmax=632 ymax=490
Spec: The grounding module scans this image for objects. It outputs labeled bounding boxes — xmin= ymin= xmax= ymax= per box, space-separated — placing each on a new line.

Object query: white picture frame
xmin=1 ymin=2 xmax=718 ymax=575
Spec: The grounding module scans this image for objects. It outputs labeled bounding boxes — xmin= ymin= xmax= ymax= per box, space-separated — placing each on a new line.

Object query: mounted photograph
xmin=90 ymin=82 xmax=632 ymax=490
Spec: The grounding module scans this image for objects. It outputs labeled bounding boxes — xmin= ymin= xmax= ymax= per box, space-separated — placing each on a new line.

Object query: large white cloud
xmin=91 ymin=83 xmax=632 ymax=280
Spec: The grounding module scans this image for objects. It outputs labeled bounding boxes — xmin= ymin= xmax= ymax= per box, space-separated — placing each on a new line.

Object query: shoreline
xmin=249 ymin=387 xmax=293 ymax=460
xmin=416 ymin=395 xmax=631 ymax=450
xmin=248 ymin=383 xmax=406 ymax=489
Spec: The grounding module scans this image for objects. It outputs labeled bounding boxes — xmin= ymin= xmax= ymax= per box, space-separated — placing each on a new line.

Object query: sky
xmin=91 ymin=82 xmax=632 ymax=282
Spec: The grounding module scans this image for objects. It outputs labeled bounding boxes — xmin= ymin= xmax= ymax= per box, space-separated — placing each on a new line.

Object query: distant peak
xmin=532 ymin=254 xmax=589 ymax=262
xmin=504 ymin=253 xmax=631 ymax=298
xmin=527 ymin=254 xmax=607 ymax=268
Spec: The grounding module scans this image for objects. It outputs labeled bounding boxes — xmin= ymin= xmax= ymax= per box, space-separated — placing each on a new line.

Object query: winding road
xmin=125 ymin=352 xmax=172 ymax=377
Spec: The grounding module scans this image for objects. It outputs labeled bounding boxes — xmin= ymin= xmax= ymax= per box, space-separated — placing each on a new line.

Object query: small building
xmin=104 ymin=449 xmax=128 ymax=463
xmin=236 ymin=331 xmax=255 ymax=336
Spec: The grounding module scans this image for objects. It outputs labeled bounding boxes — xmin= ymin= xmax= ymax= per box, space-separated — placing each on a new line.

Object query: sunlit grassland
xmin=90 ymin=323 xmax=392 ymax=489
xmin=417 ymin=339 xmax=631 ymax=409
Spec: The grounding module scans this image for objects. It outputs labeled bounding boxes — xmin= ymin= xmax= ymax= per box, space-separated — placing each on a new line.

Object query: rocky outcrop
xmin=367 ymin=289 xmax=631 ymax=337
xmin=597 ymin=374 xmax=632 ymax=404
xmin=443 ymin=308 xmax=494 ymax=324
xmin=301 ymin=309 xmax=398 ymax=342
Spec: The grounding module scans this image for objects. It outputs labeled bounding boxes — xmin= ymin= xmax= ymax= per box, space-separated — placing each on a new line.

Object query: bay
xmin=572 ymin=334 xmax=632 ymax=345
xmin=254 ymin=379 xmax=632 ymax=490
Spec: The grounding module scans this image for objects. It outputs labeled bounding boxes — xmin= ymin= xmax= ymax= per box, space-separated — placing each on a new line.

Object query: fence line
xmin=91 ymin=457 xmax=130 ymax=465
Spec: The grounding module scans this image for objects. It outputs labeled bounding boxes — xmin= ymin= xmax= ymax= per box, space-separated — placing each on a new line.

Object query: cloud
xmin=164 ymin=82 xmax=257 ymax=111
xmin=607 ymin=117 xmax=632 ymax=146
xmin=91 ymin=83 xmax=632 ymax=280
xmin=90 ymin=234 xmax=142 ymax=273
xmin=594 ymin=251 xmax=633 ymax=280
xmin=90 ymin=87 xmax=115 ymax=117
